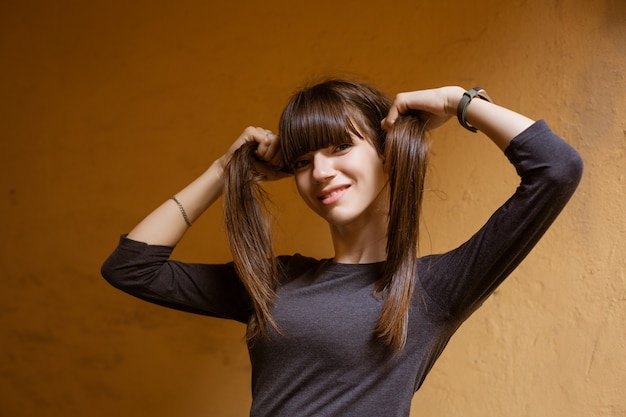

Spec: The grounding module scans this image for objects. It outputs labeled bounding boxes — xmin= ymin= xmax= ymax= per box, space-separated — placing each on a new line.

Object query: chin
xmin=323 ymin=211 xmax=363 ymax=228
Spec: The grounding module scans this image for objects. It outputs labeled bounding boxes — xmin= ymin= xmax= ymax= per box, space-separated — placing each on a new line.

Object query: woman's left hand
xmin=381 ymin=86 xmax=465 ymax=131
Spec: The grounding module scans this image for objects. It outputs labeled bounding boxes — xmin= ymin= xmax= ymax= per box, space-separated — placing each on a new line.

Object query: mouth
xmin=318 ymin=185 xmax=350 ymax=205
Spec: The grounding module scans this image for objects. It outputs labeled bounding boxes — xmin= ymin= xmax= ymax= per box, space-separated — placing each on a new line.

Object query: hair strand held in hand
xmin=223 ymin=141 xmax=281 ymax=343
xmin=377 ymin=110 xmax=430 ymax=351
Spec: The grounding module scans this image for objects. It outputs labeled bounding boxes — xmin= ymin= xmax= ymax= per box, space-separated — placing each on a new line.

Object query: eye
xmin=334 ymin=143 xmax=353 ymax=152
xmin=292 ymin=158 xmax=311 ymax=170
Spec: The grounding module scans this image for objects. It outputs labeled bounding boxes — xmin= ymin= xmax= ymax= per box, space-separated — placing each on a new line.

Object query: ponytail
xmin=223 ymin=141 xmax=280 ymax=343
xmin=376 ymin=111 xmax=430 ymax=351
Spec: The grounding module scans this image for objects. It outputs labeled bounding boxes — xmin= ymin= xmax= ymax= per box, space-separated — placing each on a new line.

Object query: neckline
xmin=322 ymin=258 xmax=385 ymax=271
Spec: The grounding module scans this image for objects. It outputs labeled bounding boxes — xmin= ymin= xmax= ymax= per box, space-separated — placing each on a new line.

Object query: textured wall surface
xmin=1 ymin=0 xmax=624 ymax=416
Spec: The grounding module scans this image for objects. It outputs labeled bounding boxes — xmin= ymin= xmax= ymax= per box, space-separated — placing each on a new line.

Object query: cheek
xmin=368 ymin=162 xmax=388 ymax=199
xmin=294 ymin=176 xmax=312 ymax=203
xmin=294 ymin=175 xmax=304 ymax=194
xmin=360 ymin=155 xmax=385 ymax=182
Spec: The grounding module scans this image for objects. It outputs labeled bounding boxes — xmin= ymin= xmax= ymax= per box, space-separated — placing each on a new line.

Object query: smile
xmin=318 ymin=185 xmax=350 ymax=205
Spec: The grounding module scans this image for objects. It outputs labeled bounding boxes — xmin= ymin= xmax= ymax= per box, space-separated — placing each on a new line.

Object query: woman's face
xmin=292 ymin=132 xmax=388 ymax=230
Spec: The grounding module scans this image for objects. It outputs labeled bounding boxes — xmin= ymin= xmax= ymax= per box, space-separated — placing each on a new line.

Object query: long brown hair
xmin=224 ymin=79 xmax=430 ymax=351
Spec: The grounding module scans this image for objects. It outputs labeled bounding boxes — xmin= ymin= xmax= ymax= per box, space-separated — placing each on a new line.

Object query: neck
xmin=329 ymin=216 xmax=388 ymax=264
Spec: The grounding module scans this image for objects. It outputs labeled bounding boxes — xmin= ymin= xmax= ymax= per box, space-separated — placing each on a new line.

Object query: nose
xmin=312 ymin=152 xmax=336 ymax=183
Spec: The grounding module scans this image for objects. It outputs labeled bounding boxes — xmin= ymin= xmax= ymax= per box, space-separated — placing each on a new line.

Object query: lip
xmin=317 ymin=185 xmax=350 ymax=205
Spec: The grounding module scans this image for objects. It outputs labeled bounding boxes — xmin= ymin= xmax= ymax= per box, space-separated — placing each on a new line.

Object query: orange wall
xmin=1 ymin=0 xmax=624 ymax=416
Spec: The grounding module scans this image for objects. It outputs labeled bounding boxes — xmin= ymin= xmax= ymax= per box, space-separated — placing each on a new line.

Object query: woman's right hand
xmin=219 ymin=126 xmax=289 ymax=181
xmin=125 ymin=126 xmax=286 ymax=246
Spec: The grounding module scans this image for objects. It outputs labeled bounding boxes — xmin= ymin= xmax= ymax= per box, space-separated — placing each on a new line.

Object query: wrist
xmin=215 ymin=153 xmax=232 ymax=174
xmin=444 ymin=86 xmax=466 ymax=116
xmin=456 ymin=87 xmax=493 ymax=132
xmin=209 ymin=158 xmax=227 ymax=186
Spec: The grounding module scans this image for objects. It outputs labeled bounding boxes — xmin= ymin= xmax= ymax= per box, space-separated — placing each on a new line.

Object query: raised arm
xmin=382 ymin=86 xmax=534 ymax=151
xmin=383 ymin=86 xmax=583 ymax=319
xmin=126 ymin=126 xmax=285 ymax=247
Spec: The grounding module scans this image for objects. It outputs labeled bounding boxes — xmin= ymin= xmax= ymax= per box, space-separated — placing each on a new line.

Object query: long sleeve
xmin=420 ymin=120 xmax=583 ymax=320
xmin=101 ymin=235 xmax=252 ymax=323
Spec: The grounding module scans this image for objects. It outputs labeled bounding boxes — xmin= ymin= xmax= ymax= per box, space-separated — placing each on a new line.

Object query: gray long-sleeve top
xmin=102 ymin=120 xmax=583 ymax=417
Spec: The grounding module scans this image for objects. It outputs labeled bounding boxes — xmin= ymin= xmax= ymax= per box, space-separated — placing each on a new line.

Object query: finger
xmin=252 ymin=128 xmax=271 ymax=154
xmin=255 ymin=130 xmax=282 ymax=165
xmin=263 ymin=133 xmax=283 ymax=166
xmin=382 ymin=105 xmax=404 ymax=130
xmin=266 ymin=133 xmax=283 ymax=169
xmin=382 ymin=93 xmax=411 ymax=130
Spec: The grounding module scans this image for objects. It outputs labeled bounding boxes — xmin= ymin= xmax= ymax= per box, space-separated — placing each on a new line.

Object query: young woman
xmin=102 ymin=80 xmax=583 ymax=416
